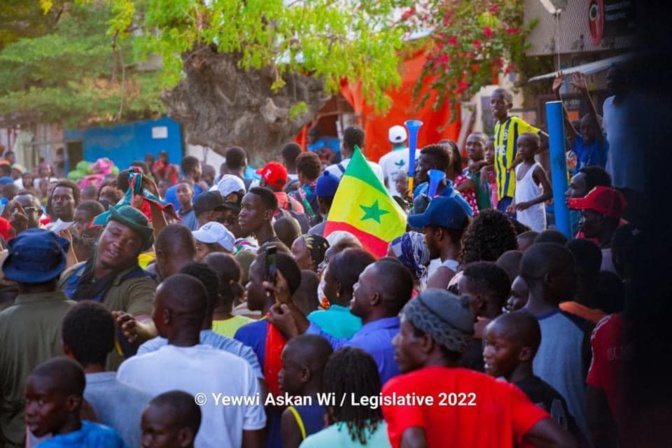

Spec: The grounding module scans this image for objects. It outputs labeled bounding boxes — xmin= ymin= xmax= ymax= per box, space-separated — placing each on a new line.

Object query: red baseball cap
xmin=256 ymin=162 xmax=288 ymax=189
xmin=567 ymin=186 xmax=627 ymax=219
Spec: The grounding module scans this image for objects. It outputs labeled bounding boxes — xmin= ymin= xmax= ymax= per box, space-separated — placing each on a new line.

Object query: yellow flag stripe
xmin=327 ymin=176 xmax=407 ymax=239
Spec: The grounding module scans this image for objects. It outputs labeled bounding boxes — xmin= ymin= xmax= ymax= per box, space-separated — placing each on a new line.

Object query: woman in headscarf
xmin=387 ymin=231 xmax=431 ymax=292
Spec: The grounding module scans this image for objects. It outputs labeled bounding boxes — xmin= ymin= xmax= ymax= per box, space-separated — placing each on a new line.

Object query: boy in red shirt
xmin=382 ymin=288 xmax=575 ymax=448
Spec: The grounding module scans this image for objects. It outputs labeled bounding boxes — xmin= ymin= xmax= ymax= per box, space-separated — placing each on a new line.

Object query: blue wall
xmin=79 ymin=117 xmax=183 ymax=170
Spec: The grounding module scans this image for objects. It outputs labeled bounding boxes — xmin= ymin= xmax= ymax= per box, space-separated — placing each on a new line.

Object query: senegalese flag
xmin=324 ymin=148 xmax=407 ymax=257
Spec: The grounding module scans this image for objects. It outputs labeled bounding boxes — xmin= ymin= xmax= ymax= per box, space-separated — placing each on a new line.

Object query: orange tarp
xmin=339 ymin=47 xmax=461 ymax=163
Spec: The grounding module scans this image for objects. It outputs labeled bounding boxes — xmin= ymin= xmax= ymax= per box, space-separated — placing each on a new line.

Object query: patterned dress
xmin=455 ymin=174 xmax=479 ymax=215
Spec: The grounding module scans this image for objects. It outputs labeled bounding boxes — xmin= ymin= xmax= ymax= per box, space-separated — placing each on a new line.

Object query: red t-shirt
xmin=586 ymin=313 xmax=632 ymax=423
xmin=382 ymin=366 xmax=549 ymax=448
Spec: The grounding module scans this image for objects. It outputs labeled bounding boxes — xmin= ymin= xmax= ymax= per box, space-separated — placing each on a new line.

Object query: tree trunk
xmin=161 ymin=44 xmax=330 ymax=163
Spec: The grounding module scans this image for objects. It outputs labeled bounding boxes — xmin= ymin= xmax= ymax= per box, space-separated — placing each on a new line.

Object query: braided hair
xmin=324 ymin=347 xmax=383 ymax=444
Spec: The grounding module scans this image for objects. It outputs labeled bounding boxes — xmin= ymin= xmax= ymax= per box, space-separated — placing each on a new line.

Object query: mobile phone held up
xmin=265 ymin=245 xmax=277 ymax=285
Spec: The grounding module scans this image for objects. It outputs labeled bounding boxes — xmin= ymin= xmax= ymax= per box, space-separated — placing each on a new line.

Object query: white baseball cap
xmin=192 ymin=222 xmax=235 ymax=253
xmin=215 ymin=174 xmax=246 ymax=199
xmin=388 ymin=125 xmax=407 ymax=144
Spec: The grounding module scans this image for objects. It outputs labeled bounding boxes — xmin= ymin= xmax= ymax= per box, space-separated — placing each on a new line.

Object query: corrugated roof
xmin=527 ymin=53 xmax=632 ymax=82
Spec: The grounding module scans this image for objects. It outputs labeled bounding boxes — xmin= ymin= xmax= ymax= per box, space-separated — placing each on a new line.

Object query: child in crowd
xmin=140 ymin=391 xmax=202 ymax=448
xmin=445 ymin=140 xmax=479 ymax=215
xmin=392 ymin=171 xmax=410 ymax=211
xmin=490 ymin=88 xmax=548 ymax=215
xmin=24 ymin=358 xmax=125 ymax=447
xmin=457 ymin=261 xmax=511 ymax=372
xmin=552 ymin=72 xmax=607 ymax=173
xmin=495 ymin=250 xmax=523 ymax=283
xmin=483 ymin=312 xmax=584 ymax=445
xmin=176 ymin=181 xmax=198 ymax=230
xmin=480 ymin=137 xmax=498 ymax=210
xmin=507 ymin=133 xmax=552 ymax=232
xmin=300 ymin=347 xmax=391 ymax=448
xmin=204 ymin=252 xmax=255 ymax=337
xmin=279 ymin=335 xmax=333 ymax=448
xmin=505 ymin=276 xmax=529 ymax=312
xmin=465 ymin=132 xmax=491 ymax=211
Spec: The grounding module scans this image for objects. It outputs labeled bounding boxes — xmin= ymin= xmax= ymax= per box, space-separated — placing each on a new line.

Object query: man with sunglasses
xmin=7 ymin=192 xmax=43 ymax=236
xmin=193 ymin=191 xmax=227 ymax=229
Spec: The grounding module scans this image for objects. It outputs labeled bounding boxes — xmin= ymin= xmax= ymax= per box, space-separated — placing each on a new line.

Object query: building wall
xmin=525 ymin=0 xmax=635 ymax=56
xmin=80 ymin=117 xmax=183 ymax=171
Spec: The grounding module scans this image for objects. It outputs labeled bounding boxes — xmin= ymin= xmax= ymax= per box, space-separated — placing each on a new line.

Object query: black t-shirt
xmin=515 ymin=376 xmax=585 ymax=445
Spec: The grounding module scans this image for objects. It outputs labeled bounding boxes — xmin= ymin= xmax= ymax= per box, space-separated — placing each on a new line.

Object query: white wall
xmin=186 ymin=144 xmax=226 ymax=170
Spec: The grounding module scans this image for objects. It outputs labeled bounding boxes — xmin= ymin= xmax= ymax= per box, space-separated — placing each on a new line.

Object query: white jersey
xmin=514 ymin=163 xmax=546 ymax=232
xmin=378 ymin=147 xmax=418 ymax=196
xmin=325 ymin=158 xmax=385 ymax=184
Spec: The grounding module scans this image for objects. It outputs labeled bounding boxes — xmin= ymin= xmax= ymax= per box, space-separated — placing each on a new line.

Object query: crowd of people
xmin=0 ymin=69 xmax=642 ymax=448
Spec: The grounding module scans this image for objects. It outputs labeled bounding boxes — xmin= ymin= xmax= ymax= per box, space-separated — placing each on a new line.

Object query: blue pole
xmin=545 ymin=101 xmax=571 ymax=238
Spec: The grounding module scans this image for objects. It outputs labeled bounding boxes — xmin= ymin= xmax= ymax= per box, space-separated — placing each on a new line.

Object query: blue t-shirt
xmin=164 ymin=184 xmax=203 ymax=212
xmin=306 ymin=316 xmax=401 ymax=384
xmin=38 ymin=421 xmax=126 ymax=448
xmin=234 ymin=320 xmax=282 ymax=448
xmin=572 ymin=135 xmax=608 ymax=174
xmin=234 ymin=319 xmax=269 ymax=366
xmin=178 ymin=208 xmax=198 ymax=230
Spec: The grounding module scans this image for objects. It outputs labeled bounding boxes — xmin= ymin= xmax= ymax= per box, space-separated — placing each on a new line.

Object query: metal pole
xmin=545 ymin=101 xmax=571 ymax=238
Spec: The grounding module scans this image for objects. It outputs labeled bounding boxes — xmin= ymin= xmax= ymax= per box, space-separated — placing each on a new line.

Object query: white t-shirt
xmin=117 ymin=344 xmax=266 ymax=448
xmin=378 ymin=147 xmax=419 ymax=196
xmin=325 ymin=158 xmax=385 ymax=184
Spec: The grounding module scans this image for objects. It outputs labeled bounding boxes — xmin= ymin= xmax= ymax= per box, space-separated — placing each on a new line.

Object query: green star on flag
xmin=360 ymin=200 xmax=389 ymax=224
xmin=325 ymin=147 xmax=407 ymax=257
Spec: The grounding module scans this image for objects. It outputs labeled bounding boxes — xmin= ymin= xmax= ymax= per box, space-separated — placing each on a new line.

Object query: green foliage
xmin=0 ymin=3 xmax=164 ymax=126
xmin=414 ymin=0 xmax=538 ymax=118
xmin=289 ymin=101 xmax=308 ymax=121
xmin=14 ymin=0 xmax=539 ymax=128
xmin=0 ymin=0 xmax=62 ymax=50
xmin=67 ymin=0 xmax=421 ymax=113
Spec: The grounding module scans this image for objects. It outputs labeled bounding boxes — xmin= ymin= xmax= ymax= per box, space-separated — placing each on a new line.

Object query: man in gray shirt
xmin=62 ymin=301 xmax=151 ymax=448
xmin=520 ymin=243 xmax=593 ymax=443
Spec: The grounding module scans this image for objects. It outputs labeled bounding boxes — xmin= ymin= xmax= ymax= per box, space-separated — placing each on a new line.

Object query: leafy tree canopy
xmin=65 ymin=0 xmax=422 ymax=112
xmin=0 ymin=3 xmax=164 ymax=127
xmin=4 ymin=0 xmax=534 ymax=156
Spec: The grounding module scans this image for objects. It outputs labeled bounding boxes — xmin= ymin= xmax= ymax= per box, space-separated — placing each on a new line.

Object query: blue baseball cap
xmin=407 ymin=196 xmax=469 ymax=230
xmin=2 ymin=228 xmax=70 ymax=283
xmin=316 ymin=171 xmax=340 ymax=198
